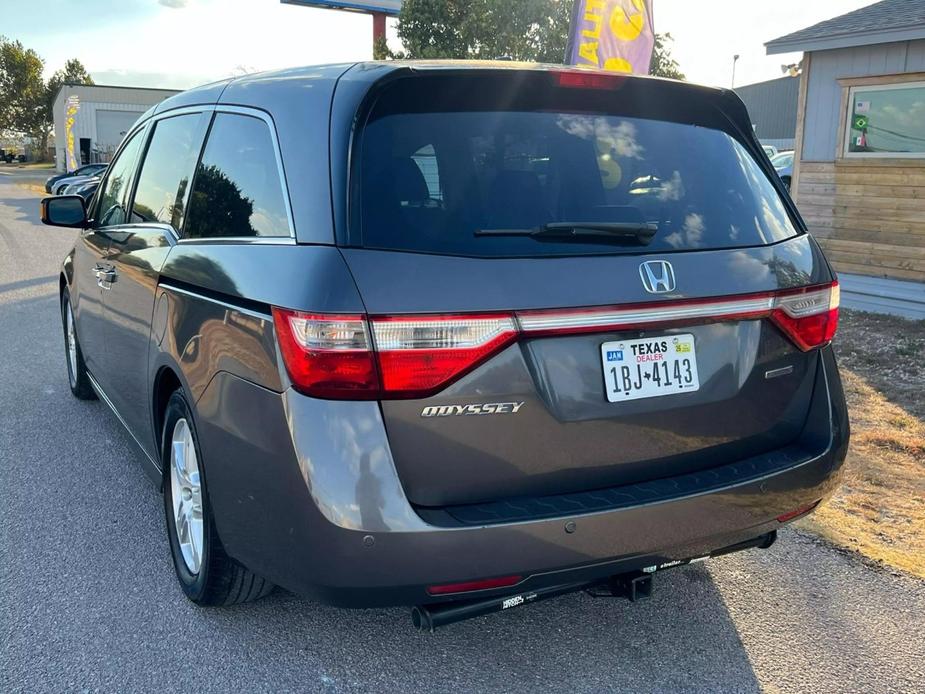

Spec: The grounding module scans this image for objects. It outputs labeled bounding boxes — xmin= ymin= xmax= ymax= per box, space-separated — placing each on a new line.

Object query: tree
xmin=0 ymin=37 xmax=45 ymax=140
xmin=385 ymin=0 xmax=572 ymax=63
xmin=649 ymin=33 xmax=685 ymax=80
xmin=0 ymin=37 xmax=92 ymax=161
xmin=380 ymin=1 xmax=683 ymax=80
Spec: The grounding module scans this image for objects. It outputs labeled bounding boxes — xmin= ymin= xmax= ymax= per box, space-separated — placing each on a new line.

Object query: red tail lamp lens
xmin=371 ymin=314 xmax=517 ymax=398
xmin=770 ymin=282 xmax=840 ymax=351
xmin=272 ymin=309 xmax=380 ymax=399
xmin=272 ymin=282 xmax=839 ymax=400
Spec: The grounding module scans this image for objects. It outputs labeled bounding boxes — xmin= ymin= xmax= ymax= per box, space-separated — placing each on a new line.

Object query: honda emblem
xmin=639 ymin=260 xmax=676 ymax=294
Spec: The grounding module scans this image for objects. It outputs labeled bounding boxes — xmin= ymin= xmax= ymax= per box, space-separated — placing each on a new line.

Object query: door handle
xmin=93 ymin=264 xmax=117 ymax=289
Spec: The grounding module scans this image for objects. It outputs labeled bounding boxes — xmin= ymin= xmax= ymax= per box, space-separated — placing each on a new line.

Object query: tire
xmin=61 ymin=289 xmax=97 ymax=400
xmin=161 ymin=390 xmax=273 ymax=605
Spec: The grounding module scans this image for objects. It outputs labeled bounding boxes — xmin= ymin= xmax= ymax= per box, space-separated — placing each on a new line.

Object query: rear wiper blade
xmin=476 ymin=221 xmax=658 ymax=244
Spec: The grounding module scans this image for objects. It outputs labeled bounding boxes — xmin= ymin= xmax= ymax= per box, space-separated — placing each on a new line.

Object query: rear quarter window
xmin=353 ymin=80 xmax=798 ymax=258
xmin=183 ymin=112 xmax=290 ymax=239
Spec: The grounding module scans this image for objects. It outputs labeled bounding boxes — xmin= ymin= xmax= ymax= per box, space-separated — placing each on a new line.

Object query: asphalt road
xmin=1 ymin=170 xmax=924 ymax=693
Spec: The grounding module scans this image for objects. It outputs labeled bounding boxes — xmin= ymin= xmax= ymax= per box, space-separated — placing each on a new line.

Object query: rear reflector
xmin=776 ymin=500 xmax=821 ymax=523
xmin=272 ymin=281 xmax=839 ymax=400
xmin=426 ymin=574 xmax=523 ymax=596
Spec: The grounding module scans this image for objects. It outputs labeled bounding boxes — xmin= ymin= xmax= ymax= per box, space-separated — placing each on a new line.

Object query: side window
xmin=131 ymin=113 xmax=204 ymax=229
xmin=183 ymin=113 xmax=290 ymax=239
xmin=95 ymin=129 xmax=144 ymax=227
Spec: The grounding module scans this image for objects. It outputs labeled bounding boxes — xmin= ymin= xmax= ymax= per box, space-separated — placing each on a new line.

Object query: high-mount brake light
xmin=555 ymin=70 xmax=626 ymax=90
xmin=272 ymin=282 xmax=838 ymax=400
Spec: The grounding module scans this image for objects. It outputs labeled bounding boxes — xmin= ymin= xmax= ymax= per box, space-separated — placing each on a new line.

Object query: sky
xmin=0 ymin=0 xmax=877 ymax=90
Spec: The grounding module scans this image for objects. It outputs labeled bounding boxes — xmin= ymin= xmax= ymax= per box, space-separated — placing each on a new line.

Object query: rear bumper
xmin=196 ymin=346 xmax=848 ymax=608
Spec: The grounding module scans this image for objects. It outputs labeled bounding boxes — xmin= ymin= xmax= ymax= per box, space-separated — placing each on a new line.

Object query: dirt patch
xmin=798 ymin=309 xmax=925 ymax=578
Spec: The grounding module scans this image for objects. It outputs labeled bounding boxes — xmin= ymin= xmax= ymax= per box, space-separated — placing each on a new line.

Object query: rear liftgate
xmin=411 ymin=531 xmax=779 ymax=631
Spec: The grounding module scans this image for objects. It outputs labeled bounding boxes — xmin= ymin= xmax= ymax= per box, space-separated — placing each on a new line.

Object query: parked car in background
xmin=41 ymin=63 xmax=848 ymax=630
xmin=54 ymin=168 xmax=108 ymax=195
xmin=762 ymin=144 xmax=779 ymax=159
xmin=62 ymin=177 xmax=100 ymax=202
xmin=772 ymin=150 xmax=794 ymax=190
xmin=45 ymin=163 xmax=108 ymax=193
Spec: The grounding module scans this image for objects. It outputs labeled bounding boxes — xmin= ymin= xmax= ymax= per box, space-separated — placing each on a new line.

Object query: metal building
xmin=735 ymin=76 xmax=800 ymax=152
xmin=52 ymin=83 xmax=180 ymax=172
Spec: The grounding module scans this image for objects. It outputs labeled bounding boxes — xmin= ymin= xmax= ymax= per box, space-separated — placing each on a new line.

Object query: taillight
xmin=372 ymin=314 xmax=517 ymax=398
xmin=273 ymin=281 xmax=839 ymax=400
xmin=272 ymin=309 xmax=379 ymax=399
xmin=770 ymin=281 xmax=839 ymax=351
xmin=272 ymin=309 xmax=516 ymax=400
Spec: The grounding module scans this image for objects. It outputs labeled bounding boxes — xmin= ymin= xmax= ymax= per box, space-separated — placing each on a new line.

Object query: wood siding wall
xmin=797 ymin=161 xmax=925 ymax=282
xmin=791 ymin=41 xmax=925 ymax=283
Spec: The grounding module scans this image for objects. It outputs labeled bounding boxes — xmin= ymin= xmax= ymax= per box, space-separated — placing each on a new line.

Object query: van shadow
xmin=209 ymin=564 xmax=763 ymax=692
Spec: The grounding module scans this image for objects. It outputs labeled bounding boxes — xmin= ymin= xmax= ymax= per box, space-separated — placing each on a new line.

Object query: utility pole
xmin=731 ymin=54 xmax=740 ymax=88
xmin=372 ymin=11 xmax=386 ymax=46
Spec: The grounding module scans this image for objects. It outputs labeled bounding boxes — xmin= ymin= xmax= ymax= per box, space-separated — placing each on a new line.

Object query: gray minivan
xmin=42 ymin=63 xmax=848 ymax=629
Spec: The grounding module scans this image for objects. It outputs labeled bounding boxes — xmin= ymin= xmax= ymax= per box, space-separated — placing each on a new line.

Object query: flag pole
xmin=564 ymin=1 xmax=582 ymax=64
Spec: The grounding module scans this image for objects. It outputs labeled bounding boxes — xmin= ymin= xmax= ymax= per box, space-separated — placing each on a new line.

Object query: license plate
xmin=601 ymin=334 xmax=700 ymax=403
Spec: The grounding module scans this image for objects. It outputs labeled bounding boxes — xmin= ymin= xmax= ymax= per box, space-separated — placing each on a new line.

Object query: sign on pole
xmin=280 ymin=1 xmax=401 ymax=15
xmin=64 ymin=95 xmax=81 ymax=173
xmin=566 ymin=0 xmax=655 ymax=74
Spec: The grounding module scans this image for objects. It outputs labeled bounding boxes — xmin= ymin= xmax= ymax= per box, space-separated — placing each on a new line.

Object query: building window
xmin=844 ymin=81 xmax=925 ymax=158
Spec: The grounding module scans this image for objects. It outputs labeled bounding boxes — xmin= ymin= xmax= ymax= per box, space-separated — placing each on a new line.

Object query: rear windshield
xmin=355 ymin=93 xmax=798 ymax=258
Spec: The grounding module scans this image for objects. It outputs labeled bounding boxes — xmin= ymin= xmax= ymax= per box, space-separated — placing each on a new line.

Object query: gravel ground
xmin=2 ymin=177 xmax=924 ymax=693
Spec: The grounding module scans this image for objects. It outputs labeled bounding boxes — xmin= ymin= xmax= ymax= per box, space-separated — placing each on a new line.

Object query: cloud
xmin=158 ymin=0 xmax=189 ymax=8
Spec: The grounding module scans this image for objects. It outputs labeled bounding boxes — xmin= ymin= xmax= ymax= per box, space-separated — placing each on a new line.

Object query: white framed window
xmin=843 ymin=81 xmax=925 ymax=158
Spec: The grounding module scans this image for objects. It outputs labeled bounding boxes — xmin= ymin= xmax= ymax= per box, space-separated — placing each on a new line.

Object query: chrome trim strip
xmin=517 ymin=296 xmax=775 ymax=332
xmin=87 ymin=372 xmax=162 ymax=473
xmin=175 ymin=236 xmax=295 ymax=245
xmin=151 ymin=104 xmax=217 ymax=121
xmin=157 ymin=282 xmax=272 ymax=321
xmin=765 ymin=365 xmax=794 ymax=379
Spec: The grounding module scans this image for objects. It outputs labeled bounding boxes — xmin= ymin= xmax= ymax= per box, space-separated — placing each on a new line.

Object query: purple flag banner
xmin=566 ymin=0 xmax=655 ymax=74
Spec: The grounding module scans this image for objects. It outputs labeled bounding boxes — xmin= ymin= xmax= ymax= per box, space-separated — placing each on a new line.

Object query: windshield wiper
xmin=476 ymin=221 xmax=658 ymax=245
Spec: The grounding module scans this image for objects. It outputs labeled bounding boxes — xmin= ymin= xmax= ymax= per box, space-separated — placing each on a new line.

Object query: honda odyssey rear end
xmin=49 ymin=62 xmax=848 ymax=626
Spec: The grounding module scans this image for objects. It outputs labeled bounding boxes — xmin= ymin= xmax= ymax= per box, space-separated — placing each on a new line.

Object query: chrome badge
xmin=639 ymin=260 xmax=677 ymax=294
xmin=421 ymin=402 xmax=525 ymax=418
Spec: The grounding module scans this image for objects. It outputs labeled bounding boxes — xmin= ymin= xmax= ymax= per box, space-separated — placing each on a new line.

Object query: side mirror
xmin=41 ymin=195 xmax=88 ymax=228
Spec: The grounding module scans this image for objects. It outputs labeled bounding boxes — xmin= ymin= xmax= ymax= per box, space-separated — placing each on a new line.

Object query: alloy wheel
xmin=170 ymin=418 xmax=204 ymax=575
xmin=65 ymin=302 xmax=78 ymax=386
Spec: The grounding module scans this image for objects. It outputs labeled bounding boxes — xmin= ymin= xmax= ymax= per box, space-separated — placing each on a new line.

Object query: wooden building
xmin=767 ymin=0 xmax=925 ymax=316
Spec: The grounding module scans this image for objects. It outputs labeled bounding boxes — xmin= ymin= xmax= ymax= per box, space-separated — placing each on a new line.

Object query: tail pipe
xmin=411 ymin=530 xmax=777 ymax=631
